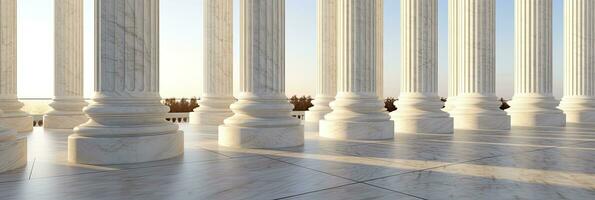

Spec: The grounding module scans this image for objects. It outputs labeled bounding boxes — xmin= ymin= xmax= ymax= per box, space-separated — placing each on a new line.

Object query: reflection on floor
xmin=0 ymin=124 xmax=594 ymax=200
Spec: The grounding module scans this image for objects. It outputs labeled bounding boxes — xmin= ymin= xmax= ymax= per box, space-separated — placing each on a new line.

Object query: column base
xmin=393 ymin=117 xmax=453 ymax=134
xmin=304 ymin=110 xmax=330 ymax=131
xmin=319 ymin=119 xmax=394 ymax=140
xmin=43 ymin=114 xmax=88 ymax=129
xmin=0 ymin=137 xmax=27 ymax=173
xmin=68 ymin=131 xmax=184 ymax=165
xmin=564 ymin=111 xmax=595 ymax=124
xmin=218 ymin=125 xmax=304 ymax=149
xmin=510 ymin=112 xmax=566 ymax=127
xmin=189 ymin=111 xmax=233 ymax=127
xmin=0 ymin=116 xmax=33 ymax=132
xmin=454 ymin=114 xmax=511 ymax=130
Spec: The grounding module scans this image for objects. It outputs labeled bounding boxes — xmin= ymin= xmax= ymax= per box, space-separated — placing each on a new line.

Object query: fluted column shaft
xmin=0 ymin=0 xmax=32 ymax=132
xmin=376 ymin=0 xmax=383 ymax=100
xmin=319 ymin=0 xmax=393 ymax=140
xmin=0 ymin=0 xmax=25 ymax=173
xmin=45 ymin=0 xmax=88 ymax=129
xmin=219 ymin=0 xmax=303 ymax=149
xmin=508 ymin=0 xmax=565 ymax=127
xmin=392 ymin=0 xmax=452 ymax=134
xmin=190 ymin=0 xmax=234 ymax=127
xmin=444 ymin=0 xmax=458 ymax=112
xmin=451 ymin=0 xmax=510 ymax=130
xmin=559 ymin=0 xmax=595 ymax=123
xmin=305 ymin=0 xmax=337 ymax=129
xmin=69 ymin=0 xmax=183 ymax=165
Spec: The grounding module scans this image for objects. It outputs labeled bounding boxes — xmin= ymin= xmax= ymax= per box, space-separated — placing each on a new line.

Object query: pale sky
xmin=17 ymin=0 xmax=565 ymax=99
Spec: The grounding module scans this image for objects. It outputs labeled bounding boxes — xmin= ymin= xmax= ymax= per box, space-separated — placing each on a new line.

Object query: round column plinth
xmin=393 ymin=117 xmax=453 ymax=134
xmin=509 ymin=112 xmax=565 ymax=127
xmin=218 ymin=125 xmax=304 ymax=149
xmin=564 ymin=111 xmax=595 ymax=124
xmin=0 ymin=136 xmax=27 ymax=173
xmin=68 ymin=131 xmax=184 ymax=165
xmin=43 ymin=115 xmax=88 ymax=129
xmin=319 ymin=119 xmax=393 ymax=140
xmin=0 ymin=116 xmax=33 ymax=132
xmin=304 ymin=110 xmax=330 ymax=132
xmin=189 ymin=111 xmax=233 ymax=127
xmin=453 ymin=114 xmax=511 ymax=130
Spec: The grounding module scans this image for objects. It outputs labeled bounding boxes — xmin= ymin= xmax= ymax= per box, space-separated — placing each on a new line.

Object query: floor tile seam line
xmin=24 ymin=156 xmax=243 ymax=182
xmin=361 ymin=182 xmax=428 ymax=200
xmin=196 ymin=147 xmax=234 ymax=158
xmin=27 ymin=158 xmax=36 ymax=180
xmin=272 ymin=182 xmax=360 ymax=200
xmin=262 ymin=155 xmax=361 ymax=183
xmin=360 ymin=145 xmax=564 ymax=183
xmin=359 ymin=152 xmax=523 ymax=183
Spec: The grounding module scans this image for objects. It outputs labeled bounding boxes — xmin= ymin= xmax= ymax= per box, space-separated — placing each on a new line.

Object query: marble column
xmin=0 ymin=0 xmax=32 ymax=132
xmin=218 ymin=0 xmax=303 ymax=148
xmin=68 ymin=0 xmax=183 ymax=165
xmin=443 ymin=0 xmax=458 ymax=112
xmin=392 ymin=0 xmax=453 ymax=134
xmin=44 ymin=0 xmax=88 ymax=129
xmin=451 ymin=0 xmax=511 ymax=130
xmin=376 ymin=0 xmax=384 ymax=100
xmin=305 ymin=0 xmax=337 ymax=131
xmin=0 ymin=0 xmax=25 ymax=173
xmin=559 ymin=0 xmax=595 ymax=123
xmin=508 ymin=0 xmax=565 ymax=127
xmin=189 ymin=0 xmax=234 ymax=129
xmin=319 ymin=0 xmax=393 ymax=140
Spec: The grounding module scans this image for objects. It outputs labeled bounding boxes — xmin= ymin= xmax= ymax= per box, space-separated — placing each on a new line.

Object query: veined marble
xmin=45 ymin=0 xmax=88 ymax=129
xmin=559 ymin=0 xmax=595 ymax=123
xmin=319 ymin=0 xmax=393 ymax=140
xmin=451 ymin=0 xmax=511 ymax=130
xmin=305 ymin=0 xmax=337 ymax=131
xmin=0 ymin=126 xmax=25 ymax=173
xmin=218 ymin=0 xmax=304 ymax=149
xmin=392 ymin=0 xmax=453 ymax=134
xmin=190 ymin=0 xmax=234 ymax=128
xmin=69 ymin=0 xmax=183 ymax=165
xmin=0 ymin=0 xmax=32 ymax=132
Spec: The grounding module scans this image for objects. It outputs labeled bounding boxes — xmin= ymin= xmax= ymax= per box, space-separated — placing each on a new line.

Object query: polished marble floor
xmin=0 ymin=124 xmax=594 ymax=200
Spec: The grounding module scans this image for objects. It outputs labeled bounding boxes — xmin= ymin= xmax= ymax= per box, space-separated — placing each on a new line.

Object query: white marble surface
xmin=69 ymin=0 xmax=182 ymax=164
xmin=0 ymin=0 xmax=32 ymax=133
xmin=1 ymin=124 xmax=594 ymax=199
xmin=45 ymin=0 xmax=87 ymax=130
xmin=0 ymin=132 xmax=26 ymax=173
xmin=392 ymin=0 xmax=452 ymax=134
xmin=451 ymin=0 xmax=511 ymax=130
xmin=191 ymin=0 xmax=234 ymax=127
xmin=320 ymin=119 xmax=393 ymax=140
xmin=444 ymin=0 xmax=459 ymax=113
xmin=219 ymin=0 xmax=304 ymax=149
xmin=306 ymin=0 xmax=337 ymax=130
xmin=68 ymin=131 xmax=184 ymax=165
xmin=559 ymin=0 xmax=595 ymax=123
xmin=0 ymin=115 xmax=33 ymax=132
xmin=508 ymin=0 xmax=565 ymax=127
xmin=320 ymin=0 xmax=393 ymax=140
xmin=219 ymin=124 xmax=304 ymax=148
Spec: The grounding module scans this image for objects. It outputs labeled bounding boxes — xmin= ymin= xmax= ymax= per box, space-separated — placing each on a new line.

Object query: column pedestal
xmin=0 ymin=99 xmax=32 ymax=132
xmin=0 ymin=126 xmax=26 ymax=173
xmin=218 ymin=0 xmax=303 ymax=149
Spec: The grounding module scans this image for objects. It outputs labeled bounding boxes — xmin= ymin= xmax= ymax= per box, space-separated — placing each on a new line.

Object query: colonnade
xmin=0 ymin=0 xmax=594 ymax=169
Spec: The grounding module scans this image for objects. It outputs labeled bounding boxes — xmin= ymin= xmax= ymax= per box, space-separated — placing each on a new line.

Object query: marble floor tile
xmin=0 ymin=156 xmax=353 ymax=200
xmin=367 ymin=146 xmax=595 ymax=200
xmin=283 ymin=183 xmax=422 ymax=200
